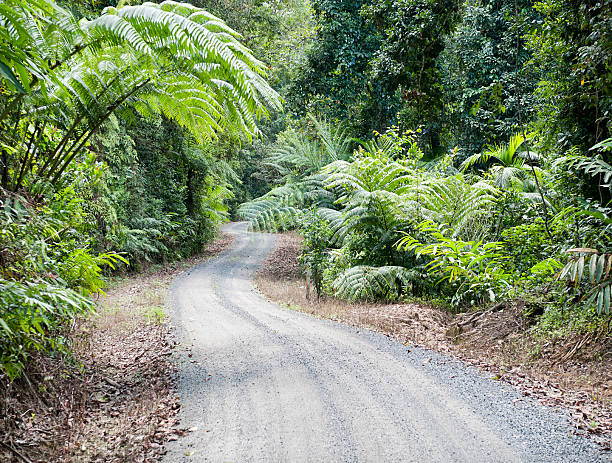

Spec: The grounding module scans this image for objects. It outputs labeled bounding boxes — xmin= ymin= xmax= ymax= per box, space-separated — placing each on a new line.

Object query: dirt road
xmin=165 ymin=222 xmax=606 ymax=462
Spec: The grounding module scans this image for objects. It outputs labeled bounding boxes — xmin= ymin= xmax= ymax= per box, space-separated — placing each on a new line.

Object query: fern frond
xmin=238 ymin=173 xmax=335 ymax=231
xmin=316 ymin=207 xmax=346 ymax=246
xmin=407 ymin=175 xmax=499 ymax=240
xmin=238 ymin=201 xmax=302 ymax=232
xmin=266 ymin=130 xmax=324 ymax=177
xmin=324 ymin=156 xmax=413 ymax=201
xmin=333 ymin=265 xmax=413 ymax=301
xmin=307 ymin=113 xmax=352 ymax=162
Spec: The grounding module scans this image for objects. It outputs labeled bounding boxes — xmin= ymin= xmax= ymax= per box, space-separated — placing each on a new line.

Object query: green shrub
xmin=398 ymin=221 xmax=513 ymax=310
xmin=299 ymin=208 xmax=332 ymax=300
xmin=0 ymin=280 xmax=95 ymax=380
xmin=0 ymin=193 xmax=124 ymax=379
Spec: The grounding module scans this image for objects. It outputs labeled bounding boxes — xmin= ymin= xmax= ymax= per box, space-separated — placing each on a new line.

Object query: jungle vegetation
xmin=240 ymin=0 xmax=611 ymax=338
xmin=1 ymin=0 xmax=610 ymax=380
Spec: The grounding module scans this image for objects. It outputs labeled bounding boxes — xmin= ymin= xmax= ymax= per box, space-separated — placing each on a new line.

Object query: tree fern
xmin=316 ymin=207 xmax=346 ymax=246
xmin=239 ymin=114 xmax=351 ymax=231
xmin=324 ymin=155 xmax=414 ymax=200
xmin=238 ymin=201 xmax=303 ymax=231
xmin=238 ymin=173 xmax=334 ymax=231
xmin=307 ymin=113 xmax=352 ymax=162
xmin=406 ymin=174 xmax=499 ymax=240
xmin=265 ymin=114 xmax=352 ymax=181
xmin=333 ymin=265 xmax=414 ymax=301
xmin=265 ymin=130 xmax=325 ymax=178
xmin=1 ymin=0 xmax=282 ymax=189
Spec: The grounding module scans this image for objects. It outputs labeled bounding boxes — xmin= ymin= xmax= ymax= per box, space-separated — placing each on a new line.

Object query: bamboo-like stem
xmin=513 ymin=0 xmax=553 ymax=242
xmin=1 ymin=107 xmax=22 ymax=189
xmin=13 ymin=121 xmax=41 ymax=191
xmin=44 ymin=129 xmax=89 ymax=180
xmin=37 ymin=114 xmax=86 ymax=178
xmin=39 ymin=71 xmax=126 ymax=178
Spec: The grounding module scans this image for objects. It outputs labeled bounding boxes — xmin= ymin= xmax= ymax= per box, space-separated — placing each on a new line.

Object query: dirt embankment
xmin=0 ymin=233 xmax=233 ymax=463
xmin=255 ymin=233 xmax=612 ymax=449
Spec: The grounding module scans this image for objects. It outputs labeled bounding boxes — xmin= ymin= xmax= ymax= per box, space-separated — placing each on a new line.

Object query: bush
xmin=0 ymin=192 xmax=124 ymax=379
xmin=298 ymin=209 xmax=332 ymax=300
xmin=0 ymin=280 xmax=95 ymax=380
xmin=398 ymin=221 xmax=513 ymax=310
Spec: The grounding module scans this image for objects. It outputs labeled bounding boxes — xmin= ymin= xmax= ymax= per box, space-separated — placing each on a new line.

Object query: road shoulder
xmin=255 ymin=232 xmax=612 ymax=450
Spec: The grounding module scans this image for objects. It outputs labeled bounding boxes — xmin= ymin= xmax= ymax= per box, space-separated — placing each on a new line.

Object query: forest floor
xmin=0 ymin=233 xmax=233 ymax=463
xmin=255 ymin=232 xmax=612 ymax=450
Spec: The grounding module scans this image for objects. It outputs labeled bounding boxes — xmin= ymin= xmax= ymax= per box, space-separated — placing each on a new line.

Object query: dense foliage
xmin=238 ymin=0 xmax=612 ymax=332
xmin=242 ymin=127 xmax=612 ymax=319
xmin=1 ymin=0 xmax=611 ymax=379
xmin=0 ymin=0 xmax=279 ymax=379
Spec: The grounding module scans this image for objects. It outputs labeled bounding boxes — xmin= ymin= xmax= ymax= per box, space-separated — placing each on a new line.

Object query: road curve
xmin=165 ymin=222 xmax=606 ymax=463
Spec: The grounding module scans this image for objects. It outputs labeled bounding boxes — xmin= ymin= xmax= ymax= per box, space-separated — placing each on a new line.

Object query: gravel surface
xmin=165 ymin=222 xmax=609 ymax=463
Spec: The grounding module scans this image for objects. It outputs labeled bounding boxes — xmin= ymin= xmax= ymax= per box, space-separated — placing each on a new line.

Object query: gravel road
xmin=165 ymin=222 xmax=608 ymax=463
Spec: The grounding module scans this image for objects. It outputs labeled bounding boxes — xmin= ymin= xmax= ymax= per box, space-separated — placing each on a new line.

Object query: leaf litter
xmin=0 ymin=234 xmax=233 ymax=462
xmin=255 ymin=232 xmax=612 ymax=451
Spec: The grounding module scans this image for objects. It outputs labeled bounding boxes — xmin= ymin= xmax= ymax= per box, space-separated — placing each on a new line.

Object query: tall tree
xmin=288 ymin=0 xmax=397 ymax=135
xmin=362 ymin=0 xmax=460 ymax=153
xmin=0 ymin=0 xmax=281 ymax=191
xmin=439 ymin=0 xmax=539 ymax=157
xmin=526 ymin=0 xmax=611 ymax=152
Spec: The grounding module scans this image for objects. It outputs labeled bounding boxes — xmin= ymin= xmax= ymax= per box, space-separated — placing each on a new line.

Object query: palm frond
xmin=460 ymin=133 xmax=526 ymax=172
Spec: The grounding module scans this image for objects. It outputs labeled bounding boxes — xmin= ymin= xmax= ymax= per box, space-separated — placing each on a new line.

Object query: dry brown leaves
xmin=0 ymin=233 xmax=234 ymax=463
xmin=63 ymin=321 xmax=180 ymax=462
xmin=258 ymin=233 xmax=304 ymax=280
xmin=449 ymin=304 xmax=612 ymax=449
xmin=255 ymin=232 xmax=612 ymax=450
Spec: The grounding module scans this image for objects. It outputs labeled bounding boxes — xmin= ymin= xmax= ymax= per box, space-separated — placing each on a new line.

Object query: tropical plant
xmin=397 ymin=220 xmax=513 ymax=308
xmin=298 ymin=208 xmax=332 ymax=300
xmin=0 ymin=188 xmax=125 ymax=379
xmin=526 ymin=0 xmax=611 ymax=152
xmin=557 ymin=249 xmax=612 ymax=314
xmin=439 ymin=0 xmax=539 ymax=155
xmin=407 ymin=174 xmax=499 ymax=240
xmin=333 ymin=265 xmax=414 ymax=301
xmin=363 ymin=0 xmax=460 ymax=151
xmin=287 ymin=0 xmax=394 ymax=133
xmin=0 ymin=0 xmax=286 ymax=382
xmin=0 ymin=279 xmax=95 ymax=380
xmin=238 ymin=114 xmax=351 ymax=230
xmin=0 ymin=0 xmax=281 ymax=191
xmin=460 ymin=134 xmax=538 ymax=190
xmin=554 ymin=141 xmax=612 ymax=192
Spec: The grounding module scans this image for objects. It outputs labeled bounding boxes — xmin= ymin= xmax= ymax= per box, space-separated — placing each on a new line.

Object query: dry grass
xmin=255 ymin=232 xmax=612 ymax=448
xmin=255 ymin=276 xmax=453 ymax=351
xmin=0 ymin=233 xmax=234 ymax=463
xmin=255 ymin=232 xmax=453 ymax=352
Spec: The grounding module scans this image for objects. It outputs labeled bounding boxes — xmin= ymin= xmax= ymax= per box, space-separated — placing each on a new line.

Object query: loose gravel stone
xmin=165 ymin=222 xmax=609 ymax=463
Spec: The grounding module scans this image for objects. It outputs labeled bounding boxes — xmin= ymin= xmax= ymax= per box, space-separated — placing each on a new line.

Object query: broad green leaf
xmin=0 ymin=61 xmax=26 ymax=93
